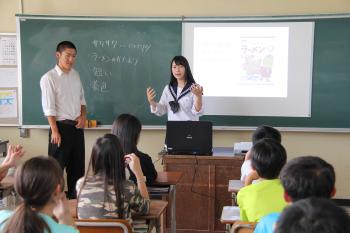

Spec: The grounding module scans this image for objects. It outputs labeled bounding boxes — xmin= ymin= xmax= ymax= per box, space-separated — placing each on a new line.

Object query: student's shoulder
xmin=42 ymin=214 xmax=79 ymax=233
xmin=70 ymin=68 xmax=80 ymax=76
xmin=40 ymin=68 xmax=56 ymax=81
xmin=0 ymin=209 xmax=13 ymax=224
xmin=136 ymin=150 xmax=152 ymax=159
xmin=255 ymin=213 xmax=281 ymax=233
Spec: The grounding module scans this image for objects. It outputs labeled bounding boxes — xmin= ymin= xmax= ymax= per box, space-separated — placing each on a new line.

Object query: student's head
xmin=252 ymin=125 xmax=281 ymax=145
xmin=111 ymin=113 xmax=141 ymax=154
xmin=3 ymin=156 xmax=64 ymax=233
xmin=275 ymin=197 xmax=350 ymax=233
xmin=83 ymin=133 xmax=126 ymax=218
xmin=251 ymin=138 xmax=287 ymax=179
xmin=90 ymin=133 xmax=126 ymax=180
xmin=55 ymin=41 xmax=77 ymax=72
xmin=280 ymin=156 xmax=336 ymax=202
xmin=169 ymin=55 xmax=195 ymax=86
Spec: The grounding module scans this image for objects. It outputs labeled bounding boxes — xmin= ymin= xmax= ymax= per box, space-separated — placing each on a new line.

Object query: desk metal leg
xmin=170 ymin=184 xmax=176 ymax=233
xmin=225 ymin=223 xmax=231 ymax=233
xmin=155 ymin=216 xmax=161 ymax=233
xmin=231 ymin=192 xmax=237 ymax=206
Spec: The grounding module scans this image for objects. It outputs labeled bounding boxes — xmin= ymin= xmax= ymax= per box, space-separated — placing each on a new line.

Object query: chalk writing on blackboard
xmin=91 ymin=39 xmax=152 ymax=54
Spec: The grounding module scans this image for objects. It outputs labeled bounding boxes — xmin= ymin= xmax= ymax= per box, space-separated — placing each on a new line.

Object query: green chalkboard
xmin=19 ymin=16 xmax=181 ymax=125
xmin=18 ymin=16 xmax=350 ymax=128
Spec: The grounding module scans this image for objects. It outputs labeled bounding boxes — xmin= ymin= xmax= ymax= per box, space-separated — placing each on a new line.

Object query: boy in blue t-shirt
xmin=254 ymin=156 xmax=336 ymax=233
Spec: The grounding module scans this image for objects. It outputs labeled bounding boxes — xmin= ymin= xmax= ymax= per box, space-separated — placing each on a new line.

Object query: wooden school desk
xmin=220 ymin=206 xmax=240 ymax=233
xmin=69 ymin=199 xmax=168 ymax=233
xmin=149 ymin=171 xmax=182 ymax=233
xmin=228 ymin=180 xmax=244 ymax=206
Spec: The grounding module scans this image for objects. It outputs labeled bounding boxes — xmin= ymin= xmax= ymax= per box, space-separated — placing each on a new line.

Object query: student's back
xmin=241 ymin=125 xmax=281 ymax=184
xmin=77 ymin=134 xmax=150 ymax=231
xmin=112 ymin=113 xmax=157 ymax=185
xmin=275 ymin=197 xmax=350 ymax=233
xmin=0 ymin=156 xmax=78 ymax=233
xmin=254 ymin=156 xmax=336 ymax=233
xmin=237 ymin=139 xmax=287 ymax=222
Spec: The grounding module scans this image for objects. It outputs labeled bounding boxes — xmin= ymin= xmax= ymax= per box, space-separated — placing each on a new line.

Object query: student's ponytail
xmin=3 ymin=202 xmax=51 ymax=233
xmin=1 ymin=156 xmax=63 ymax=233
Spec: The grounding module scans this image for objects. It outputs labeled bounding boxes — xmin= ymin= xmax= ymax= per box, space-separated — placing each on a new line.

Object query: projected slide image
xmin=240 ymin=38 xmax=275 ymax=84
xmin=184 ymin=22 xmax=314 ymax=116
xmin=192 ymin=26 xmax=289 ymax=98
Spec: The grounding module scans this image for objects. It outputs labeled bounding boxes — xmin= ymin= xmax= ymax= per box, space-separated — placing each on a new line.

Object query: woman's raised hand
xmin=191 ymin=83 xmax=203 ymax=97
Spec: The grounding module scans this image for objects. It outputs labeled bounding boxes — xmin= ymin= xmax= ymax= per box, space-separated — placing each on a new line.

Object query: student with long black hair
xmin=76 ymin=134 xmax=149 ymax=225
xmin=112 ymin=113 xmax=157 ymax=185
xmin=146 ymin=55 xmax=204 ymax=121
xmin=0 ymin=156 xmax=77 ymax=233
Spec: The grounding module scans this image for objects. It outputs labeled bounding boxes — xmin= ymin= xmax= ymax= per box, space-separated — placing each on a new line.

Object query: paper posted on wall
xmin=0 ymin=89 xmax=17 ymax=118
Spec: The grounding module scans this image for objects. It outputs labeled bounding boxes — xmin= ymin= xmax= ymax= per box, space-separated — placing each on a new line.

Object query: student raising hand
xmin=0 ymin=145 xmax=25 ymax=181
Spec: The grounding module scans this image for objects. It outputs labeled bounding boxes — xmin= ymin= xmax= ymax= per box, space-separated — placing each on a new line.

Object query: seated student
xmin=76 ymin=134 xmax=150 ymax=230
xmin=237 ymin=138 xmax=287 ymax=222
xmin=275 ymin=197 xmax=350 ymax=233
xmin=254 ymin=156 xmax=336 ymax=233
xmin=0 ymin=144 xmax=24 ymax=181
xmin=112 ymin=113 xmax=157 ymax=185
xmin=241 ymin=125 xmax=281 ymax=186
xmin=0 ymin=156 xmax=78 ymax=233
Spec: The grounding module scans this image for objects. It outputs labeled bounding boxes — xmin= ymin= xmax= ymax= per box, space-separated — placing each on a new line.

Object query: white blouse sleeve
xmin=150 ymin=86 xmax=168 ymax=116
xmin=40 ymin=74 xmax=56 ymax=117
xmin=191 ymin=94 xmax=204 ymax=116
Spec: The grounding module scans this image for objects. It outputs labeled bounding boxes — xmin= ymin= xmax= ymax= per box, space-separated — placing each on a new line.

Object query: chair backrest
xmin=75 ymin=219 xmax=133 ymax=233
xmin=230 ymin=221 xmax=256 ymax=233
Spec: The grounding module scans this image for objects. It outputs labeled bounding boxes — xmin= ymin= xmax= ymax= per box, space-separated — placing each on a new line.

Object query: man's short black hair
xmin=251 ymin=138 xmax=287 ymax=179
xmin=275 ymin=197 xmax=350 ymax=233
xmin=56 ymin=41 xmax=77 ymax=53
xmin=280 ymin=156 xmax=335 ymax=201
xmin=252 ymin=125 xmax=281 ymax=145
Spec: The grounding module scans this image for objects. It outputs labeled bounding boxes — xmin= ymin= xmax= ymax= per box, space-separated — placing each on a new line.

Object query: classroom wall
xmin=1 ymin=0 xmax=350 ymax=198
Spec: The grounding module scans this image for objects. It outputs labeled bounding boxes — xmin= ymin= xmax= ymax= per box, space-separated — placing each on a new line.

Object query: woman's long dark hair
xmin=111 ymin=113 xmax=141 ymax=154
xmin=169 ymin=55 xmax=196 ymax=87
xmin=79 ymin=134 xmax=126 ymax=218
xmin=3 ymin=156 xmax=64 ymax=233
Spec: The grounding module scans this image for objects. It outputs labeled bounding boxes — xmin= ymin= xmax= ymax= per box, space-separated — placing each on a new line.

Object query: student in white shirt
xmin=146 ymin=55 xmax=203 ymax=121
xmin=40 ymin=41 xmax=87 ymax=199
xmin=241 ymin=125 xmax=282 ymax=186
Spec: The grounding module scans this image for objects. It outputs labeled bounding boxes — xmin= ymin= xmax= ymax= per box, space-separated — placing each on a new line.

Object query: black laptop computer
xmin=166 ymin=121 xmax=213 ymax=155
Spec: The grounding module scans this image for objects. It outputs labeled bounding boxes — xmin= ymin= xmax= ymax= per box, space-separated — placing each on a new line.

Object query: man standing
xmin=40 ymin=41 xmax=86 ymax=199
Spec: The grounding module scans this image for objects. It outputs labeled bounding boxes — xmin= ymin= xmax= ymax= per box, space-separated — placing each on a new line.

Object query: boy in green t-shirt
xmin=237 ymin=138 xmax=287 ymax=222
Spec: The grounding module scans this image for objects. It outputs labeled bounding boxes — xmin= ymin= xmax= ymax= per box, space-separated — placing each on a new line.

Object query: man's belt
xmin=57 ymin=119 xmax=77 ymax=126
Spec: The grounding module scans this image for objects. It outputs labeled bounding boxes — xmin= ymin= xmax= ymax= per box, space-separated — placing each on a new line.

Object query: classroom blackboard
xmin=18 ymin=16 xmax=181 ymax=126
xmin=18 ymin=15 xmax=350 ymax=128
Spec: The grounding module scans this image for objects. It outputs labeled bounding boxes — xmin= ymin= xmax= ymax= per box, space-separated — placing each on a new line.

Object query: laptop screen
xmin=166 ymin=121 xmax=212 ymax=155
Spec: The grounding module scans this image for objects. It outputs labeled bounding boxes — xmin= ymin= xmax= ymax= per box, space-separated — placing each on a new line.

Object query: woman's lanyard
xmin=168 ymin=83 xmax=192 ymax=113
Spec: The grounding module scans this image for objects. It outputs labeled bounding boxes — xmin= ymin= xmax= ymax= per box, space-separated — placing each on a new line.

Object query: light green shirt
xmin=237 ymin=179 xmax=287 ymax=222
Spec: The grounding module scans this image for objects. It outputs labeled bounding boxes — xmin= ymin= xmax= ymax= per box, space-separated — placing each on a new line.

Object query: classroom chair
xmin=75 ymin=219 xmax=133 ymax=233
xmin=229 ymin=221 xmax=256 ymax=233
